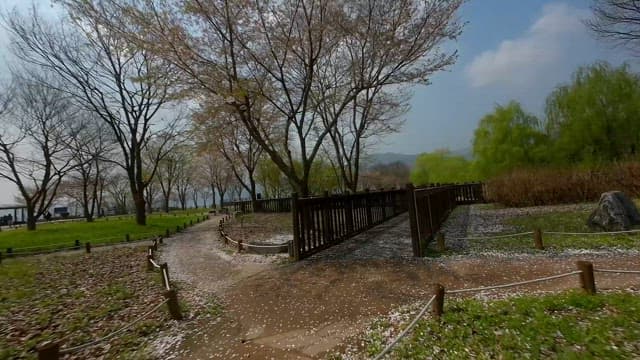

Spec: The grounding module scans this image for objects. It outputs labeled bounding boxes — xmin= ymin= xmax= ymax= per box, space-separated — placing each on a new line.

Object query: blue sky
xmin=378 ymin=0 xmax=631 ymax=154
xmin=0 ymin=0 xmax=633 ymax=203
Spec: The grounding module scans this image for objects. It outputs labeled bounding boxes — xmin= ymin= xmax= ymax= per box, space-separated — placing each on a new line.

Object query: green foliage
xmin=367 ymin=291 xmax=640 ymax=359
xmin=410 ymin=149 xmax=474 ymax=185
xmin=546 ymin=62 xmax=640 ymax=164
xmin=472 ymin=101 xmax=548 ymax=178
xmin=255 ymin=158 xmax=289 ymax=198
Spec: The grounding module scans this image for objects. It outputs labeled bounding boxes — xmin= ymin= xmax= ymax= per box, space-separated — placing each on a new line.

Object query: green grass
xmin=365 ymin=291 xmax=640 ymax=359
xmin=0 ymin=211 xmax=208 ymax=252
xmin=501 ymin=209 xmax=640 ymax=251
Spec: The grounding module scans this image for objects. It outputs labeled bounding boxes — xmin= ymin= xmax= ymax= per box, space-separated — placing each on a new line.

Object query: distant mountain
xmin=363 ymin=153 xmax=418 ymax=168
xmin=364 ymin=148 xmax=473 ymax=170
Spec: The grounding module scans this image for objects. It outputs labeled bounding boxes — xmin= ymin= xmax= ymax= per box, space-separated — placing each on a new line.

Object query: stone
xmin=587 ymin=191 xmax=640 ymax=231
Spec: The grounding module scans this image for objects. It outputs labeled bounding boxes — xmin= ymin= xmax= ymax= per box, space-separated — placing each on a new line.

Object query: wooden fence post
xmin=436 ymin=233 xmax=446 ymax=252
xmin=164 ymin=289 xmax=183 ymax=320
xmin=85 ymin=242 xmax=91 ymax=254
xmin=37 ymin=341 xmax=60 ymax=360
xmin=125 ymin=233 xmax=130 ymax=242
xmin=0 ymin=251 xmax=2 ymax=264
xmin=364 ymin=189 xmax=373 ymax=227
xmin=432 ymin=283 xmax=445 ymax=318
xmin=238 ymin=239 xmax=243 ymax=253
xmin=345 ymin=193 xmax=354 ymax=234
xmin=406 ymin=183 xmax=421 ymax=257
xmin=74 ymin=239 xmax=80 ymax=250
xmin=291 ymin=193 xmax=301 ymax=261
xmin=533 ymin=229 xmax=544 ymax=250
xmin=165 ymin=229 xmax=170 ymax=237
xmin=176 ymin=225 xmax=180 ymax=233
xmin=322 ymin=191 xmax=331 ymax=245
xmin=6 ymin=247 xmax=12 ymax=258
xmin=577 ymin=261 xmax=596 ymax=294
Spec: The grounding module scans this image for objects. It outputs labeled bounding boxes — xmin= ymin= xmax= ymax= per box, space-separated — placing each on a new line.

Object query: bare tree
xmin=105 ymin=172 xmax=130 ymax=214
xmin=587 ymin=0 xmax=640 ymax=53
xmin=64 ymin=117 xmax=114 ymax=221
xmin=6 ymin=6 xmax=182 ymax=225
xmin=67 ymin=0 xmax=464 ymax=196
xmin=0 ymin=74 xmax=76 ymax=230
xmin=193 ymin=109 xmax=263 ymax=207
xmin=155 ymin=145 xmax=190 ymax=212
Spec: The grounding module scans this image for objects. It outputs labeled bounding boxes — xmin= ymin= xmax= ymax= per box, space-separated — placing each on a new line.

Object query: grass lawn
xmin=502 ymin=209 xmax=640 ymax=251
xmin=363 ymin=291 xmax=640 ymax=359
xmin=0 ymin=211 xmax=208 ymax=253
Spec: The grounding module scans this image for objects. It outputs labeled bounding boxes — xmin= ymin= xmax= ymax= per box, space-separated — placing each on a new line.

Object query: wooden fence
xmin=408 ymin=182 xmax=485 ymax=256
xmin=225 ymin=197 xmax=292 ymax=213
xmin=291 ymin=189 xmax=408 ymax=260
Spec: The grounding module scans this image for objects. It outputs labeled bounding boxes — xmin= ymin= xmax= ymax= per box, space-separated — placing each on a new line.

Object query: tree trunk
xmin=133 ymin=191 xmax=146 ymax=225
xmin=163 ymin=196 xmax=170 ymax=213
xmin=219 ymin=191 xmax=225 ymax=208
xmin=26 ymin=205 xmax=36 ymax=231
xmin=211 ymin=184 xmax=216 ymax=209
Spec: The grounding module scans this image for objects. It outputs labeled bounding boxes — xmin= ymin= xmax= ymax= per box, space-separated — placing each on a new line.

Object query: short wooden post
xmin=125 ymin=233 xmax=130 ymax=242
xmin=0 ymin=251 xmax=3 ymax=264
xmin=37 ymin=341 xmax=60 ymax=360
xmin=190 ymin=219 xmax=193 ymax=226
xmin=165 ymin=229 xmax=170 ymax=237
xmin=176 ymin=225 xmax=180 ymax=232
xmin=436 ymin=233 xmax=446 ymax=252
xmin=74 ymin=239 xmax=80 ymax=250
xmin=183 ymin=222 xmax=187 ymax=229
xmin=159 ymin=236 xmax=163 ymax=245
xmin=577 ymin=261 xmax=596 ymax=294
xmin=160 ymin=262 xmax=171 ymax=288
xmin=147 ymin=253 xmax=154 ymax=271
xmin=238 ymin=239 xmax=243 ymax=252
xmin=85 ymin=242 xmax=91 ymax=254
xmin=164 ymin=289 xmax=183 ymax=320
xmin=432 ymin=283 xmax=445 ymax=318
xmin=7 ymin=247 xmax=12 ymax=258
xmin=534 ymin=228 xmax=544 ymax=250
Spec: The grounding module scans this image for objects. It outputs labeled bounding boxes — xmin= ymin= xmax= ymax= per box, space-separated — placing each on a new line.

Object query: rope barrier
xmin=60 ymin=299 xmax=168 ymax=354
xmin=149 ymin=259 xmax=161 ymax=269
xmin=594 ymin=269 xmax=640 ymax=274
xmin=545 ymin=229 xmax=640 ymax=236
xmin=372 ymin=295 xmax=436 ymax=360
xmin=451 ymin=231 xmax=533 ymax=241
xmin=447 ymin=271 xmax=583 ymax=294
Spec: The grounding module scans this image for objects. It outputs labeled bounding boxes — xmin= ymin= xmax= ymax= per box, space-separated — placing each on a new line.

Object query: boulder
xmin=587 ymin=191 xmax=640 ymax=231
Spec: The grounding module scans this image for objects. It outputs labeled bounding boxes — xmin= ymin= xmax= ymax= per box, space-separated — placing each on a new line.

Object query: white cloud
xmin=466 ymin=3 xmax=591 ymax=88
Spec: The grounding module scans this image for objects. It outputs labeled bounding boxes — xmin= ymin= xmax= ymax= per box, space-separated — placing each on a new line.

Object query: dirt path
xmin=159 ymin=215 xmax=640 ymax=360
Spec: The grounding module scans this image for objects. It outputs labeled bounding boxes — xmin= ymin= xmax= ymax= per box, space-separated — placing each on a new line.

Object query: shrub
xmin=486 ymin=162 xmax=640 ymax=207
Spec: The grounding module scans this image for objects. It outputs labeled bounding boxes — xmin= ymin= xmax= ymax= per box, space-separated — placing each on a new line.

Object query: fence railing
xmin=407 ymin=183 xmax=485 ymax=257
xmin=292 ymin=189 xmax=408 ymax=260
xmin=225 ymin=197 xmax=292 ymax=213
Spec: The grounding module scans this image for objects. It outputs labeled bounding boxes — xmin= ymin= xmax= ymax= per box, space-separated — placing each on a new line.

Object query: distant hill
xmin=365 ymin=148 xmax=473 ymax=170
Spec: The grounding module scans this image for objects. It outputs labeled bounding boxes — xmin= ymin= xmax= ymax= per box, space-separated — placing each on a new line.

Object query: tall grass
xmin=486 ymin=162 xmax=640 ymax=207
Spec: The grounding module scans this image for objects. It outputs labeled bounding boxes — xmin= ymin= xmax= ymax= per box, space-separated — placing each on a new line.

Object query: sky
xmin=0 ymin=0 xmax=633 ymax=204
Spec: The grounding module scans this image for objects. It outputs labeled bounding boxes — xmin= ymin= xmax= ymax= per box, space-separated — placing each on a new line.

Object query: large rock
xmin=587 ymin=191 xmax=640 ymax=231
